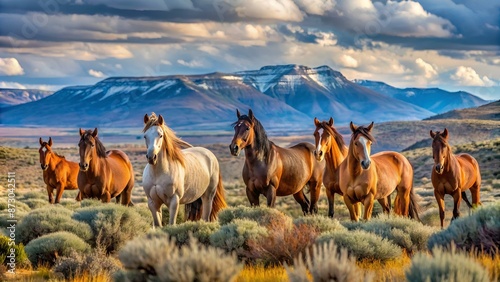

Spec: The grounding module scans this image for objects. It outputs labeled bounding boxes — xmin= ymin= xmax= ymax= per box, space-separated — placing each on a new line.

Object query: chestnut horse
xmin=430 ymin=128 xmax=481 ymax=228
xmin=230 ymin=109 xmax=325 ymax=215
xmin=339 ymin=122 xmax=420 ymax=221
xmin=313 ymin=118 xmax=362 ymax=218
xmin=38 ymin=137 xmax=81 ymax=203
xmin=142 ymin=113 xmax=227 ymax=226
xmin=78 ymin=128 xmax=134 ymax=205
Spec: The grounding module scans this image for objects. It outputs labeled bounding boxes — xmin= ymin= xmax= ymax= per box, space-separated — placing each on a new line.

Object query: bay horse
xmin=430 ymin=128 xmax=481 ymax=228
xmin=78 ymin=128 xmax=134 ymax=205
xmin=339 ymin=122 xmax=420 ymax=221
xmin=142 ymin=113 xmax=227 ymax=226
xmin=313 ymin=118 xmax=362 ymax=218
xmin=229 ymin=109 xmax=325 ymax=215
xmin=38 ymin=137 xmax=81 ymax=203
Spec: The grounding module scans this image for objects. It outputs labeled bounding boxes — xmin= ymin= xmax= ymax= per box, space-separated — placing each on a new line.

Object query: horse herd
xmin=37 ymin=109 xmax=482 ymax=228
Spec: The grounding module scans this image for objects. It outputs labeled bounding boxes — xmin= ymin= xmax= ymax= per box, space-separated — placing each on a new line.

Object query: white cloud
xmin=160 ymin=60 xmax=172 ymax=65
xmin=294 ymin=0 xmax=335 ymax=15
xmin=0 ymin=58 xmax=24 ymax=75
xmin=451 ymin=66 xmax=494 ymax=86
xmin=339 ymin=54 xmax=358 ymax=68
xmin=177 ymin=59 xmax=204 ymax=68
xmin=231 ymin=0 xmax=303 ymax=21
xmin=0 ymin=81 xmax=26 ymax=89
xmin=0 ymin=81 xmax=60 ymax=91
xmin=315 ymin=32 xmax=337 ymax=46
xmin=88 ymin=69 xmax=105 ymax=78
xmin=415 ymin=58 xmax=438 ymax=78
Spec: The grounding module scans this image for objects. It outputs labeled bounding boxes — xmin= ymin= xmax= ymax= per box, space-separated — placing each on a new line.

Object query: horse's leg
xmin=46 ymin=185 xmax=54 ymax=204
xmin=470 ymin=183 xmax=482 ymax=208
xmin=115 ymin=194 xmax=121 ymax=204
xmin=121 ymin=175 xmax=135 ymax=206
xmin=100 ymin=191 xmax=111 ymax=203
xmin=169 ymin=194 xmax=180 ymax=225
xmin=308 ymin=180 xmax=321 ymax=214
xmin=377 ymin=197 xmax=390 ymax=215
xmin=54 ymin=183 xmax=64 ymax=204
xmin=451 ymin=189 xmax=462 ymax=221
xmin=246 ymin=182 xmax=260 ymax=207
xmin=292 ymin=190 xmax=310 ymax=216
xmin=362 ymin=193 xmax=375 ymax=220
xmin=75 ymin=191 xmax=82 ymax=201
xmin=147 ymin=198 xmax=162 ymax=227
xmin=343 ymin=196 xmax=359 ymax=222
xmin=325 ymin=187 xmax=335 ymax=218
xmin=265 ymin=185 xmax=277 ymax=207
xmin=434 ymin=190 xmax=445 ymax=229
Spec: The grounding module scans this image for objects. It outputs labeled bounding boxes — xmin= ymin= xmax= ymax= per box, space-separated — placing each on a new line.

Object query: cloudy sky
xmin=0 ymin=0 xmax=499 ymax=99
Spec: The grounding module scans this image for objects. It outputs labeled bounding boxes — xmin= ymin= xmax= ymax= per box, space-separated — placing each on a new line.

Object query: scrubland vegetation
xmin=1 ymin=136 xmax=499 ymax=281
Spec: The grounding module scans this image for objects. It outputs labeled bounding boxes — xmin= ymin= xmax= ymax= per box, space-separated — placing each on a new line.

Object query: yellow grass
xmin=357 ymin=252 xmax=412 ymax=282
xmin=236 ymin=265 xmax=289 ymax=282
xmin=474 ymin=253 xmax=500 ymax=281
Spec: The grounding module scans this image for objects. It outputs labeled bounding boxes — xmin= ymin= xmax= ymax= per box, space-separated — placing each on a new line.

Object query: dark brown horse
xmin=229 ymin=109 xmax=325 ymax=214
xmin=78 ymin=128 xmax=134 ymax=205
xmin=313 ymin=118 xmax=361 ymax=218
xmin=430 ymin=128 xmax=481 ymax=228
xmin=39 ymin=137 xmax=81 ymax=203
xmin=339 ymin=122 xmax=420 ymax=221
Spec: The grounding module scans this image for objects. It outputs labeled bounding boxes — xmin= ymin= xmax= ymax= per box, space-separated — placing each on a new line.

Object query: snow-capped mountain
xmin=354 ymin=80 xmax=487 ymax=113
xmin=0 ymin=89 xmax=53 ymax=108
xmin=0 ymin=65 xmax=479 ymax=130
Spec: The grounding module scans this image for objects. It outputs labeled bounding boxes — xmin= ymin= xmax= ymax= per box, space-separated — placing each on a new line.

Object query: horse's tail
xmin=408 ymin=187 xmax=421 ymax=222
xmin=185 ymin=198 xmax=203 ymax=221
xmin=210 ymin=172 xmax=227 ymax=221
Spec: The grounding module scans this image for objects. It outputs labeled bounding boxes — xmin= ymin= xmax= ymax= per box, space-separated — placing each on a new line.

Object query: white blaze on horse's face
xmin=358 ymin=136 xmax=372 ymax=170
xmin=315 ymin=128 xmax=325 ymax=161
xmin=144 ymin=126 xmax=164 ymax=165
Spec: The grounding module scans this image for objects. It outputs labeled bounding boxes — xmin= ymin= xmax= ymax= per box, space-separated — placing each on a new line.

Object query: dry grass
xmin=236 ymin=265 xmax=288 ymax=282
xmin=357 ymin=252 xmax=412 ymax=282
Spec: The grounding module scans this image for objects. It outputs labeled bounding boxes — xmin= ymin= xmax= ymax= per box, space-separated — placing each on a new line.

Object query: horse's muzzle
xmin=146 ymin=154 xmax=157 ymax=165
xmin=41 ymin=164 xmax=48 ymax=170
xmin=229 ymin=144 xmax=240 ymax=156
xmin=79 ymin=163 xmax=89 ymax=172
xmin=435 ymin=164 xmax=444 ymax=174
xmin=314 ymin=150 xmax=324 ymax=161
xmin=361 ymin=160 xmax=371 ymax=170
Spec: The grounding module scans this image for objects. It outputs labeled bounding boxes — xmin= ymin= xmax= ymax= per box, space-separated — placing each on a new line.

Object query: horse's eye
xmin=355 ymin=142 xmax=358 ymax=146
xmin=159 ymin=134 xmax=163 ymax=138
xmin=245 ymin=127 xmax=250 ymax=131
xmin=91 ymin=143 xmax=95 ymax=147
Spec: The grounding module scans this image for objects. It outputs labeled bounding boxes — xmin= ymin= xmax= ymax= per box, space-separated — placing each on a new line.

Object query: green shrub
xmin=79 ymin=199 xmax=103 ymax=208
xmin=163 ymin=221 xmax=220 ymax=246
xmin=116 ymin=233 xmax=242 ymax=282
xmin=316 ymin=230 xmax=402 ymax=262
xmin=343 ymin=215 xmax=437 ymax=253
xmin=73 ymin=204 xmax=151 ymax=253
xmin=406 ymin=246 xmax=490 ymax=282
xmin=210 ymin=219 xmax=267 ymax=254
xmin=20 ymin=191 xmax=47 ymax=200
xmin=25 ymin=231 xmax=90 ymax=267
xmin=286 ymin=241 xmax=373 ymax=282
xmin=53 ymin=248 xmax=121 ymax=280
xmin=293 ymin=215 xmax=346 ymax=233
xmin=17 ymin=206 xmax=92 ymax=244
xmin=0 ymin=235 xmax=30 ymax=268
xmin=217 ymin=205 xmax=292 ymax=227
xmin=428 ymin=202 xmax=500 ymax=255
xmin=23 ymin=198 xmax=49 ymax=210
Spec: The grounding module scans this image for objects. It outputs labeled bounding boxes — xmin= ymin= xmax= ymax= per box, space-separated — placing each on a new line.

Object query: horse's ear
xmin=39 ymin=137 xmax=43 ymax=146
xmin=367 ymin=121 xmax=374 ymax=132
xmin=79 ymin=128 xmax=85 ymax=137
xmin=328 ymin=117 xmax=334 ymax=127
xmin=248 ymin=109 xmax=254 ymax=121
xmin=430 ymin=130 xmax=436 ymax=138
xmin=92 ymin=128 xmax=98 ymax=138
xmin=236 ymin=109 xmax=241 ymax=118
xmin=350 ymin=121 xmax=357 ymax=133
xmin=442 ymin=128 xmax=449 ymax=139
xmin=144 ymin=114 xmax=149 ymax=124
xmin=158 ymin=115 xmax=164 ymax=125
xmin=314 ymin=117 xmax=320 ymax=127
xmin=48 ymin=137 xmax=53 ymax=147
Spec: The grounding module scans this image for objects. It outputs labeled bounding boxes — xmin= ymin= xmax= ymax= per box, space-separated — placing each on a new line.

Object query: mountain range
xmin=0 ymin=89 xmax=53 ymax=108
xmin=0 ymin=65 xmax=488 ymax=130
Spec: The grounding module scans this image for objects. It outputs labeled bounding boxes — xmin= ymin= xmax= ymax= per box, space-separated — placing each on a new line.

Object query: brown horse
xmin=229 ymin=109 xmax=325 ymax=214
xmin=78 ymin=128 xmax=134 ymax=205
xmin=430 ymin=128 xmax=481 ymax=228
xmin=313 ymin=117 xmax=362 ymax=218
xmin=339 ymin=122 xmax=420 ymax=221
xmin=38 ymin=137 xmax=81 ymax=203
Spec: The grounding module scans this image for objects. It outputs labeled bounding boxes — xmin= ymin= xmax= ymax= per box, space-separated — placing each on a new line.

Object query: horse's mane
xmin=318 ymin=121 xmax=346 ymax=150
xmin=80 ymin=131 xmax=107 ymax=158
xmin=432 ymin=131 xmax=452 ymax=170
xmin=40 ymin=142 xmax=66 ymax=159
xmin=143 ymin=112 xmax=192 ymax=166
xmin=232 ymin=114 xmax=272 ymax=162
xmin=351 ymin=125 xmax=376 ymax=143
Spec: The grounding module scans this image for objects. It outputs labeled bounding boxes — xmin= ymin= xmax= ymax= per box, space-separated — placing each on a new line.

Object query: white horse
xmin=142 ymin=113 xmax=227 ymax=226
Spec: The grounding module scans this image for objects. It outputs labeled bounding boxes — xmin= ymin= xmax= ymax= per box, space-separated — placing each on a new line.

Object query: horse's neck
xmin=326 ymin=144 xmax=347 ymax=170
xmin=443 ymin=145 xmax=459 ymax=173
xmin=154 ymin=147 xmax=178 ymax=173
xmin=87 ymin=155 xmax=105 ymax=177
xmin=48 ymin=154 xmax=62 ymax=170
xmin=347 ymin=145 xmax=362 ymax=178
xmin=244 ymin=141 xmax=269 ymax=164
